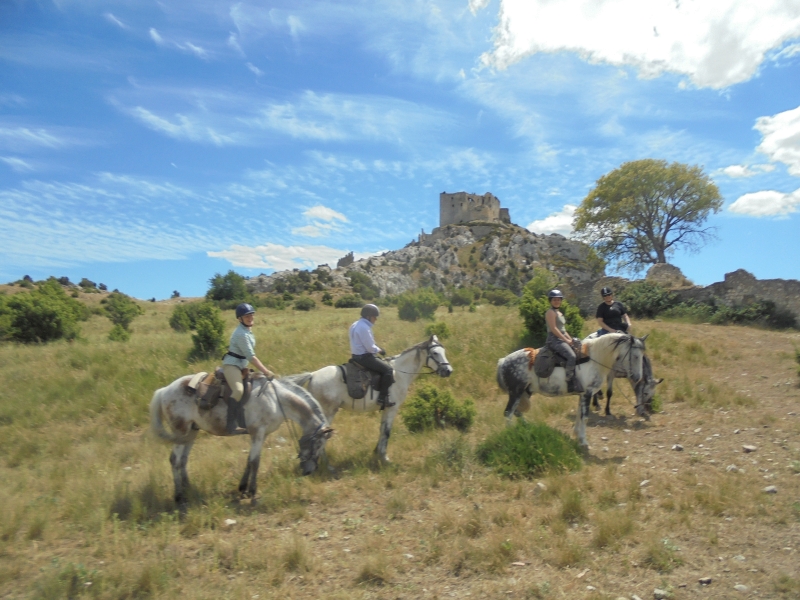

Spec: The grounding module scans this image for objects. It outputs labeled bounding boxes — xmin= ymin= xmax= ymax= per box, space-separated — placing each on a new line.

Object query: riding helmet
xmin=360 ymin=303 xmax=380 ymax=319
xmin=547 ymin=289 xmax=564 ymax=300
xmin=235 ymin=303 xmax=256 ymax=319
xmin=600 ymin=287 xmax=613 ymax=297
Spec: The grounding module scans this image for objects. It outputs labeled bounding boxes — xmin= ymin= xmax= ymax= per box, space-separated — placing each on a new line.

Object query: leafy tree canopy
xmin=573 ymin=159 xmax=723 ymax=274
xmin=206 ymin=270 xmax=248 ymax=303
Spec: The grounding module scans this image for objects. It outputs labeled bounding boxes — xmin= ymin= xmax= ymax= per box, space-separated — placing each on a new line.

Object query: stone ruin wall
xmin=439 ymin=191 xmax=510 ymax=226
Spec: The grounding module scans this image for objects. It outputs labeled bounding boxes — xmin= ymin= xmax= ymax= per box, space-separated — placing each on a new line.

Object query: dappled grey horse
xmin=150 ymin=375 xmax=333 ymax=504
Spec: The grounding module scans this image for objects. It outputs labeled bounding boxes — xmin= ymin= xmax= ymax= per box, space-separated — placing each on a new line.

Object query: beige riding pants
xmin=222 ymin=364 xmax=245 ymax=402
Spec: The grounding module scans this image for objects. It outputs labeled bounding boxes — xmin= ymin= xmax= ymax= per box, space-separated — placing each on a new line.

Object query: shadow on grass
xmin=109 ymin=481 xmax=178 ymax=523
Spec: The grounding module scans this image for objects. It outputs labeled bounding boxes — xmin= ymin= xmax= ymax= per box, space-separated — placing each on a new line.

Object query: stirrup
xmin=378 ymin=396 xmax=396 ymax=410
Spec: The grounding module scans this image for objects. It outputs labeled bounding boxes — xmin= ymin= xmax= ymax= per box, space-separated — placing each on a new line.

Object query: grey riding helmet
xmin=235 ymin=303 xmax=256 ymax=318
xmin=547 ymin=289 xmax=564 ymax=300
xmin=360 ymin=303 xmax=380 ymax=319
xmin=600 ymin=287 xmax=613 ymax=297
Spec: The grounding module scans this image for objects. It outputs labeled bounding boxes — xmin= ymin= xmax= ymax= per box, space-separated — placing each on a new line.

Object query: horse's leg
xmin=239 ymin=427 xmax=266 ymax=501
xmin=592 ymin=389 xmax=602 ymax=411
xmin=169 ymin=435 xmax=196 ymax=505
xmin=374 ymin=408 xmax=398 ymax=463
xmin=605 ymin=377 xmax=614 ymax=417
xmin=573 ymin=391 xmax=591 ymax=449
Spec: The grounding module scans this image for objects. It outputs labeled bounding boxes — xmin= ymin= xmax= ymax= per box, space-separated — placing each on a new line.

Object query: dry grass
xmin=0 ymin=302 xmax=799 ymax=598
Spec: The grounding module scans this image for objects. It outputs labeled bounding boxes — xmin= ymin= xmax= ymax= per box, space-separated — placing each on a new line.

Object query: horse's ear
xmin=640 ymin=334 xmax=649 ymax=342
xmin=656 ymin=378 xmax=664 ymax=384
xmin=430 ymin=334 xmax=438 ymax=343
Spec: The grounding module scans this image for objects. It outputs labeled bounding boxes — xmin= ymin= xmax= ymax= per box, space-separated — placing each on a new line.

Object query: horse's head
xmin=425 ymin=335 xmax=453 ymax=378
xmin=298 ymin=425 xmax=334 ymax=476
xmin=634 ymin=353 xmax=663 ymax=420
xmin=601 ymin=333 xmax=646 ymax=385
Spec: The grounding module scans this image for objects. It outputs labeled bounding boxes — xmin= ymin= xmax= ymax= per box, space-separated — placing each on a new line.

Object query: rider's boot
xmin=225 ymin=397 xmax=248 ymax=435
xmin=377 ymin=393 xmax=396 ymax=410
xmin=566 ymin=368 xmax=584 ymax=394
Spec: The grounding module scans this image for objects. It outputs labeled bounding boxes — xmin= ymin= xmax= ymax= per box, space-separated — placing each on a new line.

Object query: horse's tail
xmin=496 ymin=357 xmax=508 ymax=393
xmin=284 ymin=372 xmax=313 ymax=389
xmin=149 ymin=387 xmax=193 ymax=445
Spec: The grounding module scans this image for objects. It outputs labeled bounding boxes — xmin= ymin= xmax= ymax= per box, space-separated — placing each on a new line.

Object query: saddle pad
xmin=342 ymin=361 xmax=380 ymax=400
xmin=187 ymin=371 xmax=208 ymax=390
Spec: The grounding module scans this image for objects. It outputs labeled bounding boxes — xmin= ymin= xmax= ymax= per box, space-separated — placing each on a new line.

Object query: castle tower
xmin=439 ymin=191 xmax=508 ymax=227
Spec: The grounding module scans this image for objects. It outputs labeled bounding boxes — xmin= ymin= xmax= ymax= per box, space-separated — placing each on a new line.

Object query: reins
xmin=391 ymin=341 xmax=451 ymax=375
xmin=261 ymin=379 xmax=301 ymax=456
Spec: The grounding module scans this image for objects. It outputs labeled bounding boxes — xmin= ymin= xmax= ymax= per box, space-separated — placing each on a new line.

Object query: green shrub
xmin=293 ymin=297 xmax=316 ymax=311
xmin=424 ymin=321 xmax=451 ymax=340
xmin=346 ymin=270 xmax=379 ymax=301
xmin=321 ymin=291 xmax=333 ymax=306
xmin=100 ymin=292 xmax=144 ymax=330
xmin=5 ymin=279 xmax=88 ymax=343
xmin=334 ymin=294 xmax=363 ymax=308
xmin=709 ymin=300 xmax=796 ymax=329
xmin=518 ymin=285 xmax=583 ymax=347
xmin=108 ymin=324 xmax=131 ymax=342
xmin=523 ymin=267 xmax=558 ymax=299
xmin=402 ymin=384 xmax=475 ymax=433
xmin=206 ymin=270 xmax=249 ymax=304
xmin=259 ymin=294 xmax=286 ymax=310
xmin=190 ymin=305 xmax=226 ymax=360
xmin=617 ymin=282 xmax=678 ymax=318
xmin=660 ymin=301 xmax=716 ymax=323
xmin=483 ymin=288 xmax=518 ymax=306
xmin=449 ymin=287 xmax=475 ymax=307
xmin=169 ymin=301 xmax=222 ymax=332
xmin=476 ymin=420 xmax=583 ymax=479
xmin=397 ymin=288 xmax=440 ymax=322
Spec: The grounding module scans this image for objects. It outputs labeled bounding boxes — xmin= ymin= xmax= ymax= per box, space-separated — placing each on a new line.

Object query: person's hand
xmin=378 ymin=348 xmax=386 ymax=356
xmin=264 ymin=369 xmax=275 ymax=381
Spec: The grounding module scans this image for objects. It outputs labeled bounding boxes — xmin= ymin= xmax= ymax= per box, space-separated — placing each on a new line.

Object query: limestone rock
xmin=646 ymin=263 xmax=694 ymax=288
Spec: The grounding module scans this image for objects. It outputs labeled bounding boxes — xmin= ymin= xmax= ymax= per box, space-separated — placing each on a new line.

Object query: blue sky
xmin=2 ymin=0 xmax=799 ymax=299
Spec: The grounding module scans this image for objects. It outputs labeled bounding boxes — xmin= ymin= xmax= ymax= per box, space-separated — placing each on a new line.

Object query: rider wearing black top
xmin=595 ymin=287 xmax=631 ymax=335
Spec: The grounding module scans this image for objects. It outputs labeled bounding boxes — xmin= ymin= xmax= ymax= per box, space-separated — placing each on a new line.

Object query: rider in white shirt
xmin=349 ymin=304 xmax=395 ymax=409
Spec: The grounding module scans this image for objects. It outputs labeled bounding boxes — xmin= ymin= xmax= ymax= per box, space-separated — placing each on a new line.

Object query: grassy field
xmin=1 ymin=299 xmax=799 ymax=599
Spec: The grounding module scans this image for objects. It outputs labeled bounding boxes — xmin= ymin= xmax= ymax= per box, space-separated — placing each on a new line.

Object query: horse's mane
xmin=272 ymin=378 xmax=329 ymax=424
xmin=584 ymin=333 xmax=632 ymax=367
xmin=392 ymin=336 xmax=433 ymax=360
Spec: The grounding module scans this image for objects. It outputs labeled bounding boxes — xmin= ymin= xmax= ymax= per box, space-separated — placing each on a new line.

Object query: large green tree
xmin=573 ymin=159 xmax=723 ymax=273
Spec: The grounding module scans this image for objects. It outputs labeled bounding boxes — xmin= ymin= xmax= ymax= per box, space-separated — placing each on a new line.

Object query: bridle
xmin=394 ymin=340 xmax=451 ymax=375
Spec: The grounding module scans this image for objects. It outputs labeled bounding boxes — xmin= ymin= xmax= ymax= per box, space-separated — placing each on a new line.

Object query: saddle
xmin=340 ymin=360 xmax=383 ymax=400
xmin=187 ymin=368 xmax=256 ymax=429
xmin=531 ymin=339 xmax=589 ymax=379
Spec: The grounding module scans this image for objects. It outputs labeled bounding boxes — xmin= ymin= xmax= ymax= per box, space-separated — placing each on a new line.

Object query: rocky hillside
xmin=247 ymin=221 xmax=603 ymax=299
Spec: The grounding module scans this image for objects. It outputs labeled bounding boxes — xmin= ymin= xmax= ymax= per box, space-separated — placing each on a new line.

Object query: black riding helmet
xmin=600 ymin=287 xmax=613 ymax=297
xmin=235 ymin=303 xmax=256 ymax=319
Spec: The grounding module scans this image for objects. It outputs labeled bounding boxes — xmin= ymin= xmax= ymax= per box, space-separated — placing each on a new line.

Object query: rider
xmin=595 ymin=287 xmax=632 ymax=336
xmin=221 ymin=303 xmax=275 ymax=435
xmin=545 ymin=289 xmax=584 ymax=394
xmin=349 ymin=303 xmax=395 ymax=410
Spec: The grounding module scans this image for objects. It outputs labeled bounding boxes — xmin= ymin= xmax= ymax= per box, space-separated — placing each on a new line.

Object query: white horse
xmin=286 ymin=335 xmax=453 ymax=463
xmin=150 ymin=375 xmax=333 ymax=504
xmin=496 ymin=333 xmax=646 ymax=449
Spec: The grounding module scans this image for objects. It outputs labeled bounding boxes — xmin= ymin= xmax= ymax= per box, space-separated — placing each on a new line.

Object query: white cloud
xmin=287 ymin=15 xmax=306 ymax=39
xmin=755 ymin=104 xmax=800 ymax=176
xmin=0 ymin=126 xmax=66 ymax=149
xmin=729 ymin=189 xmax=800 ymax=216
xmin=149 ymin=28 xmax=208 ymax=59
xmin=1 ymin=157 xmax=34 ymax=172
xmin=182 ymin=42 xmax=208 ymax=59
xmin=304 ymin=205 xmax=348 ymax=223
xmin=246 ymin=62 xmax=263 ymax=76
xmin=207 ymin=242 xmax=348 ymax=270
xmin=721 ymin=164 xmax=757 ymax=178
xmin=482 ymin=0 xmax=800 ymax=89
xmin=292 ymin=204 xmax=349 ymax=237
xmin=127 ymin=106 xmax=239 ymax=145
xmin=149 ymin=28 xmax=165 ymax=46
xmin=104 ymin=13 xmax=127 ymax=29
xmin=227 ymin=32 xmax=244 ymax=55
xmin=526 ymin=204 xmax=577 ymax=236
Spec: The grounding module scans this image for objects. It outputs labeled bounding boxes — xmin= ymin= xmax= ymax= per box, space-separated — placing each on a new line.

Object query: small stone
xmin=734 ymin=429 xmax=740 ymax=434
xmin=586 ymin=585 xmax=596 ymax=591
xmin=734 ymin=555 xmax=745 ymax=561
xmin=534 ymin=482 xmax=547 ymax=494
xmin=601 ymin=436 xmax=609 ymax=441
xmin=624 ymin=429 xmax=631 ymax=433
xmin=698 ymin=577 xmax=712 ymax=585
xmin=726 ymin=465 xmax=739 ymax=473
xmin=603 ymin=446 xmax=609 ymax=452
xmin=317 ymin=531 xmax=329 ymax=539
xmin=763 ymin=485 xmax=778 ymax=494
xmin=404 ymin=553 xmax=414 ymax=559
xmin=224 ymin=519 xmax=237 ymax=527
xmin=672 ymin=444 xmax=683 ymax=451
xmin=632 ymin=595 xmax=643 ymax=600
xmin=734 ymin=584 xmax=748 ymax=592
xmin=743 ymin=445 xmax=757 ymax=453
xmin=640 ymin=479 xmax=650 ymax=487
xmin=694 ymin=427 xmax=702 ymax=433
xmin=654 ymin=589 xmax=671 ymax=599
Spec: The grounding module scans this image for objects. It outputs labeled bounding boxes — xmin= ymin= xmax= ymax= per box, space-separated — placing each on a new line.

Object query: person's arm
xmin=596 ymin=317 xmax=614 ymax=332
xmin=623 ymin=313 xmax=632 ymax=331
xmin=546 ymin=310 xmax=572 ymax=343
xmin=355 ymin=321 xmax=380 ymax=354
xmin=250 ymin=356 xmax=274 ymax=379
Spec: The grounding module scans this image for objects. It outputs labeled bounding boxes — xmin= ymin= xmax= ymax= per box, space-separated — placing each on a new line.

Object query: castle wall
xmin=440 ymin=192 xmax=501 ymax=226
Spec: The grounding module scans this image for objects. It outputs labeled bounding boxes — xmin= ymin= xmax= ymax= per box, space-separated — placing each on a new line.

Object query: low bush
xmin=101 ymin=292 xmax=144 ymax=330
xmin=4 ymin=279 xmax=89 ymax=343
xmin=424 ymin=321 xmax=451 ymax=340
xmin=402 ymin=384 xmax=475 ymax=433
xmin=258 ymin=294 xmax=286 ymax=310
xmin=483 ymin=288 xmax=518 ymax=306
xmin=189 ymin=305 xmax=226 ymax=360
xmin=476 ymin=420 xmax=583 ymax=479
xmin=617 ymin=282 xmax=678 ymax=318
xmin=321 ymin=292 xmax=333 ymax=306
xmin=397 ymin=288 xmax=440 ymax=322
xmin=346 ymin=270 xmax=379 ymax=301
xmin=449 ymin=287 xmax=476 ymax=307
xmin=334 ymin=294 xmax=363 ymax=309
xmin=108 ymin=324 xmax=131 ymax=342
xmin=293 ymin=297 xmax=316 ymax=311
xmin=169 ymin=302 xmax=220 ymax=332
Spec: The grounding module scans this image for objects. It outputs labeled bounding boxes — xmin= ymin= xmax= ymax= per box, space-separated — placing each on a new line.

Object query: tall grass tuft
xmin=476 ymin=420 xmax=583 ymax=479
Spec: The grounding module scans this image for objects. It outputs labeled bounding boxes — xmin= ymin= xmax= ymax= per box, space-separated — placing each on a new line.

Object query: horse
xmin=286 ymin=335 xmax=453 ymax=463
xmin=496 ymin=333 xmax=646 ymax=449
xmin=150 ymin=374 xmax=334 ymax=504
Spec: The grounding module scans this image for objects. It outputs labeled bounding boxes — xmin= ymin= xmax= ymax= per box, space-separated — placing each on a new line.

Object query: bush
xmin=321 ymin=292 xmax=333 ymax=306
xmin=5 ymin=279 xmax=88 ymax=343
xmin=189 ymin=305 xmax=226 ymax=360
xmin=293 ymin=297 xmax=316 ymax=311
xmin=523 ymin=267 xmax=558 ymax=300
xmin=518 ymin=281 xmax=583 ymax=346
xmin=259 ymin=294 xmax=286 ymax=310
xmin=476 ymin=420 xmax=583 ymax=479
xmin=101 ymin=292 xmax=144 ymax=330
xmin=206 ymin=270 xmax=249 ymax=304
xmin=397 ymin=288 xmax=440 ymax=322
xmin=483 ymin=288 xmax=518 ymax=306
xmin=402 ymin=384 xmax=475 ymax=433
xmin=334 ymin=294 xmax=363 ymax=309
xmin=660 ymin=301 xmax=716 ymax=323
xmin=449 ymin=288 xmax=475 ymax=307
xmin=169 ymin=301 xmax=223 ymax=333
xmin=78 ymin=278 xmax=96 ymax=290
xmin=424 ymin=321 xmax=451 ymax=340
xmin=346 ymin=271 xmax=379 ymax=301
xmin=617 ymin=282 xmax=678 ymax=318
xmin=709 ymin=300 xmax=796 ymax=329
xmin=108 ymin=324 xmax=131 ymax=342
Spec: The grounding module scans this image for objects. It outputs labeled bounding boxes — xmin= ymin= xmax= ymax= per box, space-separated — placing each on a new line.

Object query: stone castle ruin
xmin=439 ymin=192 xmax=511 ymax=227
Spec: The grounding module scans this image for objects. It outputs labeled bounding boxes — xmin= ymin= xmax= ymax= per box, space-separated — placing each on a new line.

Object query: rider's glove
xmin=378 ymin=348 xmax=386 ymax=356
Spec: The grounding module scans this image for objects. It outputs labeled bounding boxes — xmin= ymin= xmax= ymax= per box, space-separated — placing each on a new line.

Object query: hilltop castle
xmin=439 ymin=191 xmax=511 ymax=227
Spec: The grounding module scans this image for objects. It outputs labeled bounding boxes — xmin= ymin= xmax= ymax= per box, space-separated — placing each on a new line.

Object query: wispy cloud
xmin=482 ymin=0 xmax=800 ymax=89
xmin=755 ymin=104 xmax=800 ymax=176
xmin=292 ymin=204 xmax=349 ymax=238
xmin=526 ymin=204 xmax=577 ymax=236
xmin=207 ymin=242 xmax=347 ymax=270
xmin=246 ymin=62 xmax=263 ymax=76
xmin=125 ymin=106 xmax=240 ymax=145
xmin=149 ymin=28 xmax=209 ymax=59
xmin=729 ymin=189 xmax=800 ymax=216
xmin=1 ymin=157 xmax=34 ymax=172
xmin=0 ymin=126 xmax=67 ymax=150
xmin=104 ymin=13 xmax=127 ymax=29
